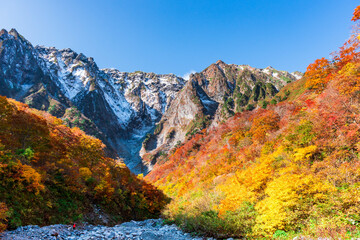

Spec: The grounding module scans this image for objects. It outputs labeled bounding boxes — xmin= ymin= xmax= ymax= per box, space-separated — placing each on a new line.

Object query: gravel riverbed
xmin=0 ymin=219 xmax=228 ymax=240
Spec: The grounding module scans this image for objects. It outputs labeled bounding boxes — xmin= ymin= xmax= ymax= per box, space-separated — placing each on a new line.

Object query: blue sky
xmin=0 ymin=0 xmax=358 ymax=77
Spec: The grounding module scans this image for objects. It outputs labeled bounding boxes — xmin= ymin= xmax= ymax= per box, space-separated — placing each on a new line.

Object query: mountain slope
xmin=0 ymin=96 xmax=169 ymax=230
xmin=0 ymin=29 xmax=186 ymax=173
xmin=145 ymin=6 xmax=360 ymax=239
xmin=0 ymin=29 xmax=299 ymax=174
xmin=141 ymin=60 xmax=302 ymax=169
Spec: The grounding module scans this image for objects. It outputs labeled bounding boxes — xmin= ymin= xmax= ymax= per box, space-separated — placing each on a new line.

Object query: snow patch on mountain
xmin=97 ymin=79 xmax=133 ymax=126
xmin=55 ymin=57 xmax=85 ymax=99
xmin=291 ymin=71 xmax=304 ymax=80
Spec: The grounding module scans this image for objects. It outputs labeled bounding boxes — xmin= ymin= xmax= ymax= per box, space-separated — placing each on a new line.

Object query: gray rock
xmin=140 ymin=231 xmax=158 ymax=240
xmin=120 ymin=221 xmax=139 ymax=228
xmin=0 ymin=218 xmax=218 ymax=239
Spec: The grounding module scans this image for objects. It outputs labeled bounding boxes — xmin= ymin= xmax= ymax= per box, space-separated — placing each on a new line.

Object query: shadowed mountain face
xmin=0 ymin=29 xmax=301 ymax=173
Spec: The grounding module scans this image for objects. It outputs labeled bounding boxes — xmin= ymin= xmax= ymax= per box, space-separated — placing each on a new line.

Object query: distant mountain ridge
xmin=0 ymin=28 xmax=302 ymax=173
xmin=0 ymin=28 xmax=186 ymax=173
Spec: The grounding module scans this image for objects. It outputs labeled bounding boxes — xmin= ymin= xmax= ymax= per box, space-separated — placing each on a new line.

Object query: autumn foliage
xmin=304 ymin=58 xmax=332 ymax=92
xmin=146 ymin=6 xmax=360 ymax=239
xmin=352 ymin=5 xmax=360 ymax=22
xmin=0 ymin=96 xmax=169 ymax=230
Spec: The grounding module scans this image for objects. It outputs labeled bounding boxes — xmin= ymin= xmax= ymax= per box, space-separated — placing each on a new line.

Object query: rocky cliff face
xmin=0 ymin=29 xmax=44 ymax=100
xmin=0 ymin=29 xmax=186 ymax=173
xmin=0 ymin=28 xmax=302 ymax=173
xmin=141 ymin=60 xmax=303 ymax=169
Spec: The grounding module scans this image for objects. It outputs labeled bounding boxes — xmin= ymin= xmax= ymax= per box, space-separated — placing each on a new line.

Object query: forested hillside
xmin=0 ymin=96 xmax=169 ymax=231
xmin=146 ymin=5 xmax=360 ymax=239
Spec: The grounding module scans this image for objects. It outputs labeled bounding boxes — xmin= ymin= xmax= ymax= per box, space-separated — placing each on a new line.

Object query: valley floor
xmin=0 ymin=219 xmax=220 ymax=240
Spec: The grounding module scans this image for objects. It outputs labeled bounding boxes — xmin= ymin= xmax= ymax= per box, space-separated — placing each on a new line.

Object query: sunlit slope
xmin=146 ymin=6 xmax=360 ymax=239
